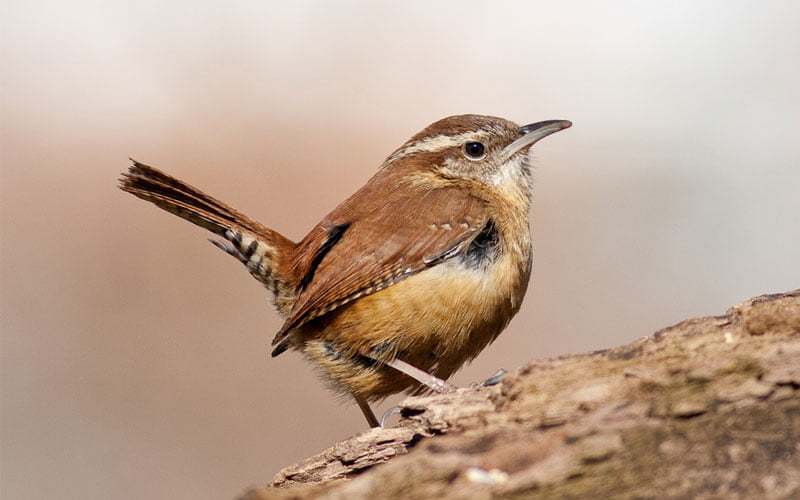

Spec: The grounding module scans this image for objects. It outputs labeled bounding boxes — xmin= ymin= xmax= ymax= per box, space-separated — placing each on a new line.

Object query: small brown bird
xmin=119 ymin=114 xmax=571 ymax=427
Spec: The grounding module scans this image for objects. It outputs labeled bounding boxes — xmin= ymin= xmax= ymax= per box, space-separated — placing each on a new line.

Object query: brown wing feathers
xmin=271 ymin=184 xmax=488 ymax=352
xmin=298 ymin=222 xmax=351 ymax=292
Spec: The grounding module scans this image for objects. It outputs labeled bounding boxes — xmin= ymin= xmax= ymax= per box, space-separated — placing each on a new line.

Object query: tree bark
xmin=240 ymin=289 xmax=800 ymax=499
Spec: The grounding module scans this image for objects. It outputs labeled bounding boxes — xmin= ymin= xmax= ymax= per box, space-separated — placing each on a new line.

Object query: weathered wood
xmin=241 ymin=289 xmax=800 ymax=500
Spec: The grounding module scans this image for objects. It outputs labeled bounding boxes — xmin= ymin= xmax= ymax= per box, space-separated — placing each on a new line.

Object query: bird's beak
xmin=501 ymin=120 xmax=572 ymax=160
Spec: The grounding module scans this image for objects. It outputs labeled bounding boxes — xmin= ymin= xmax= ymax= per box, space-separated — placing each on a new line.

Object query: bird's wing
xmin=271 ymin=179 xmax=489 ymax=353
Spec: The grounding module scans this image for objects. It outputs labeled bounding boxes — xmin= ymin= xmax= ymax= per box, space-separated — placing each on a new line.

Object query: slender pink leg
xmin=383 ymin=358 xmax=457 ymax=394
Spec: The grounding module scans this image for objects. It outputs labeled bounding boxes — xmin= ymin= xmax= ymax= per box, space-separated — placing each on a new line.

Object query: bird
xmin=119 ymin=114 xmax=571 ymax=427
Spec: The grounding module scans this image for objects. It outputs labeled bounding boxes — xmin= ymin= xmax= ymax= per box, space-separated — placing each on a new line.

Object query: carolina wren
xmin=119 ymin=114 xmax=571 ymax=427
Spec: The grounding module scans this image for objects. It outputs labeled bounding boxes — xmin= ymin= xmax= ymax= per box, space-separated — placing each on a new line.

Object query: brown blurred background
xmin=2 ymin=1 xmax=799 ymax=499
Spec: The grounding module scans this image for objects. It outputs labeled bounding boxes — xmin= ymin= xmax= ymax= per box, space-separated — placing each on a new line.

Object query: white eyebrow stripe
xmin=385 ymin=131 xmax=486 ymax=164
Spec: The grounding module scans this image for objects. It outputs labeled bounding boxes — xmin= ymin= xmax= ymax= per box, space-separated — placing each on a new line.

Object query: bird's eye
xmin=463 ymin=141 xmax=486 ymax=160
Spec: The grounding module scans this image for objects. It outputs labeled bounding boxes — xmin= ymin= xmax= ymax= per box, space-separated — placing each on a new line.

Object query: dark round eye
xmin=463 ymin=141 xmax=486 ymax=160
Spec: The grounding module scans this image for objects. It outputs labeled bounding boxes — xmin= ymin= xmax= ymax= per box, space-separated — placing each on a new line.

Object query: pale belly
xmin=297 ymin=251 xmax=531 ymax=400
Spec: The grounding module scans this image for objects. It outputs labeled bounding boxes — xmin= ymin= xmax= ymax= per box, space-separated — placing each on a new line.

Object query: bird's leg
xmin=353 ymin=393 xmax=380 ymax=428
xmin=353 ymin=357 xmax=457 ymax=428
xmin=376 ymin=365 xmax=504 ymax=429
xmin=382 ymin=357 xmax=457 ymax=394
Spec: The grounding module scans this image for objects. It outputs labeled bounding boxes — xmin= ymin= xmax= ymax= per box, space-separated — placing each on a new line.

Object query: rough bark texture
xmin=239 ymin=290 xmax=800 ymax=500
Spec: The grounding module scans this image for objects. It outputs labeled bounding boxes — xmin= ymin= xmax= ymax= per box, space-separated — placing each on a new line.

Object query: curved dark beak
xmin=501 ymin=119 xmax=572 ymax=160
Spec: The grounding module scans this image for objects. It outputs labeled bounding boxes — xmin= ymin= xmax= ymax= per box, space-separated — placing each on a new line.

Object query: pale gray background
xmin=2 ymin=1 xmax=799 ymax=499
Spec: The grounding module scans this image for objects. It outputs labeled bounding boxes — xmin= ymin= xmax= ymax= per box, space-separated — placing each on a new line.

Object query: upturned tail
xmin=119 ymin=160 xmax=296 ymax=315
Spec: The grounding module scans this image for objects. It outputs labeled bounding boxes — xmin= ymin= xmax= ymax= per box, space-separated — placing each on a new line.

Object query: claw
xmin=472 ymin=368 xmax=507 ymax=388
xmin=380 ymin=406 xmax=403 ymax=428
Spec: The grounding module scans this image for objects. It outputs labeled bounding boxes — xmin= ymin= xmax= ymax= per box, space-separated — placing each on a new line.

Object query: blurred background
xmin=2 ymin=1 xmax=799 ymax=499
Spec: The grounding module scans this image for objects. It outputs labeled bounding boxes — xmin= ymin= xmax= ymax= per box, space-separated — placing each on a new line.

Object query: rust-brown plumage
xmin=119 ymin=114 xmax=571 ymax=427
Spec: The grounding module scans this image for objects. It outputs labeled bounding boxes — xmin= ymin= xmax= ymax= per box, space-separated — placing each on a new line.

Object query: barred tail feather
xmin=119 ymin=159 xmax=296 ymax=315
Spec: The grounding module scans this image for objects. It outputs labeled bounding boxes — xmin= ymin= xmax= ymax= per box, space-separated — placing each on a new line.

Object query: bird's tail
xmin=119 ymin=160 xmax=295 ymax=315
